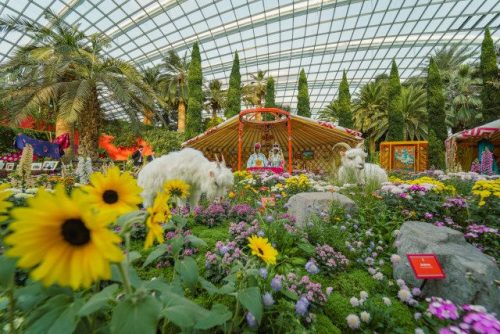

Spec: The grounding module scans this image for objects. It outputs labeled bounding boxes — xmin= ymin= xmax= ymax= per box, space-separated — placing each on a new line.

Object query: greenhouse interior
xmin=0 ymin=0 xmax=499 ymax=333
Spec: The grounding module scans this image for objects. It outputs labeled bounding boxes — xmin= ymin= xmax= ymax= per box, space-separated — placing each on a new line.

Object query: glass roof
xmin=1 ymin=0 xmax=499 ymax=119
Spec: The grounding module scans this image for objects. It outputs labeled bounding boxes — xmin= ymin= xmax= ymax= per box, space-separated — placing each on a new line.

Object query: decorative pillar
xmin=238 ymin=120 xmax=244 ymax=170
xmin=287 ymin=117 xmax=292 ymax=173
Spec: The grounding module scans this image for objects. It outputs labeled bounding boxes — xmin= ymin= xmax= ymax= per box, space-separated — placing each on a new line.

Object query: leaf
xmin=237 ymin=287 xmax=263 ymax=323
xmin=48 ymin=299 xmax=84 ymax=334
xmin=142 ymin=244 xmax=167 ymax=268
xmin=110 ymin=295 xmax=161 ymax=334
xmin=297 ymin=242 xmax=315 ymax=255
xmin=127 ymin=251 xmax=141 ymax=264
xmin=174 ymin=257 xmax=198 ymax=290
xmin=79 ymin=284 xmax=118 ymax=316
xmin=25 ymin=295 xmax=72 ymax=334
xmin=169 ymin=236 xmax=184 ymax=256
xmin=194 ymin=304 xmax=232 ymax=330
xmin=185 ymin=234 xmax=207 ymax=248
xmin=0 ymin=256 xmax=17 ymax=288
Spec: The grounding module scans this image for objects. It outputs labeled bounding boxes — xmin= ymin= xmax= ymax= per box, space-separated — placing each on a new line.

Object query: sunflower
xmin=144 ymin=191 xmax=171 ymax=249
xmin=82 ymin=166 xmax=142 ymax=220
xmin=247 ymin=235 xmax=278 ymax=265
xmin=0 ymin=184 xmax=13 ymax=222
xmin=163 ymin=179 xmax=190 ymax=199
xmin=4 ymin=185 xmax=123 ymax=289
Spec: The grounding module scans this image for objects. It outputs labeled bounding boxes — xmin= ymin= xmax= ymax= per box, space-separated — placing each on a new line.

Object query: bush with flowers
xmin=0 ymin=166 xmax=498 ymax=333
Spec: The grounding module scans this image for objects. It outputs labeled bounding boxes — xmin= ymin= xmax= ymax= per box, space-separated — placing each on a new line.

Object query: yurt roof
xmin=447 ymin=119 xmax=500 ymax=144
xmin=182 ymin=111 xmax=363 ymax=154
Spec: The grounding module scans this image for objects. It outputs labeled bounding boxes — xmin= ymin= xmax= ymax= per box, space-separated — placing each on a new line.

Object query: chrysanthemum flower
xmin=81 ymin=166 xmax=142 ymax=220
xmin=163 ymin=179 xmax=190 ymax=199
xmin=5 ymin=186 xmax=123 ymax=289
xmin=247 ymin=235 xmax=278 ymax=265
xmin=144 ymin=191 xmax=171 ymax=249
xmin=0 ymin=184 xmax=13 ymax=222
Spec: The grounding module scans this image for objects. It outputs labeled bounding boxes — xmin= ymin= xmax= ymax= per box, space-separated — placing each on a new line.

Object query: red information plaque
xmin=407 ymin=254 xmax=446 ymax=279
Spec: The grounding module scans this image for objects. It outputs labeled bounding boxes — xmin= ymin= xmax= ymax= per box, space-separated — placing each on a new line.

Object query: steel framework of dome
xmin=0 ymin=0 xmax=498 ymax=119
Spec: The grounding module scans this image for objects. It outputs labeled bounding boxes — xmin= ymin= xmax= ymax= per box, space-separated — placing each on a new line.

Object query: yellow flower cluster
xmin=233 ymin=170 xmax=252 ymax=180
xmin=408 ymin=177 xmax=455 ymax=194
xmin=388 ymin=176 xmax=405 ymax=184
xmin=144 ymin=191 xmax=171 ymax=249
xmin=248 ymin=235 xmax=278 ymax=265
xmin=472 ymin=179 xmax=500 ymax=206
xmin=4 ymin=167 xmax=144 ymax=290
xmin=285 ymin=174 xmax=311 ymax=192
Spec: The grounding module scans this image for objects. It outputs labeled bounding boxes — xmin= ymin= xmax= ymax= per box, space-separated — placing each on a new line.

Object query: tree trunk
xmin=143 ymin=107 xmax=155 ymax=125
xmin=178 ymin=101 xmax=186 ymax=133
xmin=78 ymin=87 xmax=101 ymax=158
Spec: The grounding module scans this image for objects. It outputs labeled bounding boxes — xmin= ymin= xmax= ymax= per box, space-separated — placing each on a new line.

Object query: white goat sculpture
xmin=137 ymin=148 xmax=234 ymax=208
xmin=333 ymin=142 xmax=388 ymax=186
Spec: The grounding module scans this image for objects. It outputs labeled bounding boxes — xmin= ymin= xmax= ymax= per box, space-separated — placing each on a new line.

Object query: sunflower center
xmin=61 ymin=219 xmax=90 ymax=246
xmin=102 ymin=190 xmax=119 ymax=204
xmin=258 ymin=247 xmax=264 ymax=255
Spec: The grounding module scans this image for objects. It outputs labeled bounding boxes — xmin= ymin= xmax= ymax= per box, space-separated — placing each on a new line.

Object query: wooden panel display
xmin=380 ymin=141 xmax=428 ymax=172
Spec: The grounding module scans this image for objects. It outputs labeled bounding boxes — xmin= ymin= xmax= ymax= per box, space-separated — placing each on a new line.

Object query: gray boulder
xmin=286 ymin=192 xmax=357 ymax=227
xmin=394 ymin=221 xmax=500 ymax=313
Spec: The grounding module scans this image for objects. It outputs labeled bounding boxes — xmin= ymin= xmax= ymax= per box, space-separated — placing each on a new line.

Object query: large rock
xmin=394 ymin=221 xmax=500 ymax=312
xmin=286 ymin=192 xmax=357 ymax=227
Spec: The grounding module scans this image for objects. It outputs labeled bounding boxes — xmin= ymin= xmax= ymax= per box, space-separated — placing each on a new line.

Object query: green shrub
xmin=331 ymin=269 xmax=379 ymax=295
xmin=0 ymin=125 xmax=53 ymax=153
xmin=364 ymin=295 xmax=415 ymax=333
xmin=323 ymin=292 xmax=356 ymax=330
xmin=314 ymin=314 xmax=341 ymax=334
xmin=141 ymin=128 xmax=184 ymax=155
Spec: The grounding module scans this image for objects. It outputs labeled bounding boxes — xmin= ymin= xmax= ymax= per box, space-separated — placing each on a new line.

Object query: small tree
xmin=297 ymin=69 xmax=311 ymax=117
xmin=185 ymin=42 xmax=203 ymax=138
xmin=225 ymin=51 xmax=241 ymax=118
xmin=386 ymin=60 xmax=404 ymax=140
xmin=265 ymin=76 xmax=276 ymax=107
xmin=337 ymin=70 xmax=353 ymax=128
xmin=480 ymin=27 xmax=500 ymax=123
xmin=427 ymin=57 xmax=447 ymax=169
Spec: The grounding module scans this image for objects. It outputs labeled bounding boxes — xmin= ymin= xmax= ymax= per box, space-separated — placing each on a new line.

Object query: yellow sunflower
xmin=0 ymin=183 xmax=13 ymax=222
xmin=144 ymin=191 xmax=171 ymax=249
xmin=247 ymin=235 xmax=278 ymax=265
xmin=82 ymin=166 xmax=142 ymax=219
xmin=163 ymin=179 xmax=190 ymax=199
xmin=4 ymin=185 xmax=123 ymax=290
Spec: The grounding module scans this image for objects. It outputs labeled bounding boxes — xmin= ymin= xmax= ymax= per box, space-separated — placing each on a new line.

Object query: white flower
xmin=350 ymin=297 xmax=360 ymax=307
xmin=415 ymin=329 xmax=425 ymax=334
xmin=24 ymin=188 xmax=38 ymax=194
xmin=414 ymin=312 xmax=422 ymax=320
xmin=359 ymin=291 xmax=368 ymax=300
xmin=390 ymin=254 xmax=401 ymax=264
xmin=392 ymin=230 xmax=400 ymax=237
xmin=396 ymin=279 xmax=406 ymax=288
xmin=346 ymin=314 xmax=360 ymax=329
xmin=14 ymin=193 xmax=34 ymax=199
xmin=368 ymin=267 xmax=377 ymax=275
xmin=383 ymin=297 xmax=392 ymax=306
xmin=360 ymin=311 xmax=371 ymax=323
xmin=398 ymin=289 xmax=412 ymax=302
xmin=373 ymin=272 xmax=384 ymax=280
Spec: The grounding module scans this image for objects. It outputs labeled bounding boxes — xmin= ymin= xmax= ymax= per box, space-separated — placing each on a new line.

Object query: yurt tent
xmin=182 ymin=108 xmax=363 ymax=173
xmin=445 ymin=119 xmax=500 ymax=173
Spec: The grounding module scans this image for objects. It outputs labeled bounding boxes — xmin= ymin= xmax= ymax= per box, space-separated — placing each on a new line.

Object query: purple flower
xmin=262 ymin=292 xmax=274 ymax=307
xmin=259 ymin=268 xmax=268 ymax=279
xmin=246 ymin=312 xmax=257 ymax=327
xmin=427 ymin=297 xmax=459 ymax=320
xmin=305 ymin=260 xmax=320 ymax=274
xmin=412 ymin=287 xmax=421 ymax=296
xmin=463 ymin=310 xmax=500 ymax=333
xmin=265 ymin=215 xmax=274 ymax=223
xmin=424 ymin=212 xmax=433 ymax=220
xmin=326 ymin=287 xmax=333 ymax=296
xmin=295 ymin=296 xmax=310 ymax=316
xmin=271 ymin=275 xmax=283 ymax=291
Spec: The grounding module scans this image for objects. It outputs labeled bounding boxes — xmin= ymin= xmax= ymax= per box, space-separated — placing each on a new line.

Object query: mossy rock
xmin=363 ymin=295 xmax=415 ymax=332
xmin=332 ymin=269 xmax=379 ymax=296
xmin=314 ymin=314 xmax=341 ymax=334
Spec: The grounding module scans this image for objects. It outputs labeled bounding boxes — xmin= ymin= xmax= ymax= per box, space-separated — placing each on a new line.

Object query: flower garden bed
xmin=0 ymin=168 xmax=498 ymax=333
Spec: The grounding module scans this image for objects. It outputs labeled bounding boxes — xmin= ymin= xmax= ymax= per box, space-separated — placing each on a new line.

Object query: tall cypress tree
xmin=480 ymin=27 xmax=500 ymax=123
xmin=337 ymin=70 xmax=353 ymax=128
xmin=185 ymin=42 xmax=203 ymax=138
xmin=427 ymin=57 xmax=447 ymax=169
xmin=225 ymin=51 xmax=241 ymax=118
xmin=297 ymin=69 xmax=311 ymax=117
xmin=265 ymin=76 xmax=276 ymax=107
xmin=386 ymin=60 xmax=404 ymax=140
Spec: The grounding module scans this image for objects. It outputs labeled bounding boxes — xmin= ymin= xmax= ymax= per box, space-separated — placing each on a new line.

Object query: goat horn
xmin=332 ymin=142 xmax=352 ymax=151
xmin=355 ymin=142 xmax=365 ymax=149
xmin=214 ymin=153 xmax=219 ymax=162
xmin=221 ymin=154 xmax=226 ymax=165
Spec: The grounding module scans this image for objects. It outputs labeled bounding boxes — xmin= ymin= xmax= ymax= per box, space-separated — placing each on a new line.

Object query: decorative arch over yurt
xmin=182 ymin=108 xmax=363 ymax=173
xmin=445 ymin=119 xmax=500 ymax=173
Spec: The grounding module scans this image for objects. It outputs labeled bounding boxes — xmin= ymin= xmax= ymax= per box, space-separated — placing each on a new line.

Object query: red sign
xmin=407 ymin=254 xmax=446 ymax=279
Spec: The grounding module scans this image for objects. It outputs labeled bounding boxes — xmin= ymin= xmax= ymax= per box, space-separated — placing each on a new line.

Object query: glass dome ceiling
xmin=0 ymin=0 xmax=499 ymax=119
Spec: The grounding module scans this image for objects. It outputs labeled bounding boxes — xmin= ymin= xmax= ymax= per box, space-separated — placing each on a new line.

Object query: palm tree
xmin=243 ymin=70 xmax=267 ymax=107
xmin=204 ymin=79 xmax=226 ymax=119
xmin=445 ymin=65 xmax=482 ymax=132
xmin=160 ymin=50 xmax=189 ymax=132
xmin=424 ymin=44 xmax=476 ymax=83
xmin=142 ymin=66 xmax=170 ymax=126
xmin=396 ymin=85 xmax=428 ymax=140
xmin=0 ymin=10 xmax=158 ymax=157
xmin=318 ymin=100 xmax=340 ymax=123
xmin=353 ymin=81 xmax=387 ymax=153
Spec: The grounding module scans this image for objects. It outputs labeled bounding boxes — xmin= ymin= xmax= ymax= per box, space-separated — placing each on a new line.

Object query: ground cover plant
xmin=0 ymin=168 xmax=498 ymax=333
